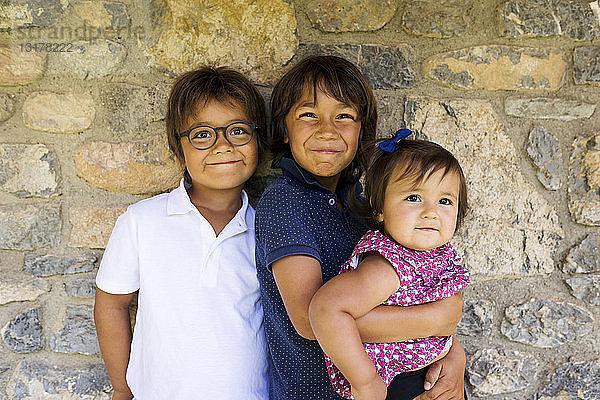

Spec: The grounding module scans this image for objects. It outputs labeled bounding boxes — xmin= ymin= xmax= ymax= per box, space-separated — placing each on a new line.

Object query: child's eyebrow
xmin=188 ymin=118 xmax=248 ymax=126
xmin=440 ymin=191 xmax=458 ymax=199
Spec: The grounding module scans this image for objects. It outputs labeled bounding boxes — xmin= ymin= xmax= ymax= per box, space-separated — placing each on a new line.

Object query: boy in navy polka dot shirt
xmin=255 ymin=55 xmax=468 ymax=400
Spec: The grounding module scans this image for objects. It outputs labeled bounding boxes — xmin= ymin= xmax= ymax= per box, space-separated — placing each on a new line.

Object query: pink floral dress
xmin=324 ymin=230 xmax=470 ymax=399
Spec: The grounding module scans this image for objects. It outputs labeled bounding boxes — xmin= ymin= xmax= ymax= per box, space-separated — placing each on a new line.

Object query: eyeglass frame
xmin=178 ymin=121 xmax=258 ymax=150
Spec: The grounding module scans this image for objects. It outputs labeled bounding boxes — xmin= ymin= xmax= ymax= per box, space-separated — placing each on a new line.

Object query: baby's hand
xmin=351 ymin=376 xmax=387 ymax=400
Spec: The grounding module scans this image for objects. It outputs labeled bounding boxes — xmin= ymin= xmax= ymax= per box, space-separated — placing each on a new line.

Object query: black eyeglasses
xmin=178 ymin=122 xmax=257 ymax=150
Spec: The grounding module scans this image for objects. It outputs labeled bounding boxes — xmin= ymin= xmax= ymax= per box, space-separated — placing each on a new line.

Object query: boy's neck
xmin=187 ymin=185 xmax=244 ymax=236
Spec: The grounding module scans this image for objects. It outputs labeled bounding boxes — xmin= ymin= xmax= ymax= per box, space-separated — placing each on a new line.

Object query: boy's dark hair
xmin=269 ymin=55 xmax=377 ymax=186
xmin=358 ymin=139 xmax=468 ymax=232
xmin=166 ymin=66 xmax=266 ymax=167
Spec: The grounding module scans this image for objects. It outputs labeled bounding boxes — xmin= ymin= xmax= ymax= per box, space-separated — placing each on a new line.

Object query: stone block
xmin=563 ymin=233 xmax=599 ymax=274
xmin=568 ymin=135 xmax=600 ymax=225
xmin=402 ymin=0 xmax=472 ymax=38
xmin=141 ymin=0 xmax=297 ymax=84
xmin=565 ymin=274 xmax=600 ymax=306
xmin=456 ymin=299 xmax=494 ymax=336
xmin=50 ymin=39 xmax=127 ymax=79
xmin=0 ymin=45 xmax=46 ymax=86
xmin=65 ymin=278 xmax=96 ymax=298
xmin=6 ymin=361 xmax=111 ymax=399
xmin=0 ymin=0 xmax=66 ymax=29
xmin=405 ymin=98 xmax=563 ymax=279
xmin=501 ymin=0 xmax=600 ymax=40
xmin=306 ymin=0 xmax=397 ymax=32
xmin=423 ymin=45 xmax=566 ymax=91
xmin=0 ymin=276 xmax=50 ymax=305
xmin=574 ymin=46 xmax=600 ymax=85
xmin=68 ymin=206 xmax=126 ymax=249
xmin=0 ymin=203 xmax=61 ymax=250
xmin=300 ymin=43 xmax=415 ymax=90
xmin=1 ymin=308 xmax=43 ymax=353
xmin=501 ymin=298 xmax=593 ymax=348
xmin=0 ymin=143 xmax=60 ymax=198
xmin=526 ymin=126 xmax=563 ymax=191
xmin=100 ymin=82 xmax=168 ymax=134
xmin=535 ymin=359 xmax=600 ymax=400
xmin=22 ymin=91 xmax=95 ymax=133
xmin=73 ymin=1 xmax=129 ymax=30
xmin=375 ymin=92 xmax=406 ymax=138
xmin=467 ymin=348 xmax=538 ymax=396
xmin=23 ymin=253 xmax=97 ymax=277
xmin=506 ymin=97 xmax=595 ymax=121
xmin=49 ymin=305 xmax=100 ymax=355
xmin=0 ymin=93 xmax=15 ymax=122
xmin=75 ymin=135 xmax=182 ymax=194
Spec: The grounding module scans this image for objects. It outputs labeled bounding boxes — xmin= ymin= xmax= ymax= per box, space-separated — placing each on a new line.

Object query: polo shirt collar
xmin=166 ymin=179 xmax=252 ymax=231
xmin=280 ymin=156 xmax=358 ymax=201
xmin=280 ymin=156 xmax=332 ymax=193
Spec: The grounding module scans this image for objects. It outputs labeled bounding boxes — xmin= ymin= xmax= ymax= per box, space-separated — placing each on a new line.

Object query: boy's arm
xmin=94 ymin=288 xmax=136 ymax=400
xmin=308 ymin=256 xmax=400 ymax=398
xmin=355 ymin=253 xmax=463 ymax=342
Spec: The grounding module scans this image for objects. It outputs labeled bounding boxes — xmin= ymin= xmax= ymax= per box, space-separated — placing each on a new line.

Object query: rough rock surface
xmin=0 ymin=144 xmax=60 ymax=198
xmin=0 ymin=204 xmax=61 ymax=250
xmin=467 ymin=348 xmax=538 ymax=395
xmin=456 ymin=300 xmax=494 ymax=337
xmin=402 ymin=0 xmax=472 ymax=38
xmin=535 ymin=359 xmax=600 ymax=400
xmin=23 ymin=253 xmax=97 ymax=277
xmin=306 ymin=0 xmax=397 ymax=32
xmin=500 ymin=298 xmax=593 ymax=348
xmin=49 ymin=305 xmax=100 ymax=355
xmin=2 ymin=308 xmax=43 ymax=353
xmin=0 ymin=45 xmax=47 ymax=86
xmin=501 ymin=0 xmax=600 ymax=40
xmin=22 ymin=91 xmax=95 ymax=133
xmin=423 ymin=46 xmax=566 ymax=91
xmin=68 ymin=207 xmax=126 ymax=249
xmin=567 ymin=134 xmax=600 ymax=225
xmin=526 ymin=126 xmax=563 ymax=190
xmin=6 ymin=361 xmax=111 ymax=399
xmin=506 ymin=97 xmax=595 ymax=121
xmin=142 ymin=0 xmax=298 ymax=84
xmin=75 ymin=135 xmax=182 ymax=194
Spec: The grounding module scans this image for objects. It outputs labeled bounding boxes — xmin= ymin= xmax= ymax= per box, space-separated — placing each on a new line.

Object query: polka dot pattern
xmin=255 ymin=157 xmax=367 ymax=400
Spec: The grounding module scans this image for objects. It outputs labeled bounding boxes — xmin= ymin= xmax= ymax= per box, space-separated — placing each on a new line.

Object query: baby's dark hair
xmin=270 ymin=55 xmax=377 ymax=185
xmin=166 ymin=66 xmax=266 ymax=166
xmin=358 ymin=138 xmax=468 ymax=232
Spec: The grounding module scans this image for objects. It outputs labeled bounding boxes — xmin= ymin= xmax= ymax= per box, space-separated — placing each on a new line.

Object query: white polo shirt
xmin=96 ymin=180 xmax=268 ymax=400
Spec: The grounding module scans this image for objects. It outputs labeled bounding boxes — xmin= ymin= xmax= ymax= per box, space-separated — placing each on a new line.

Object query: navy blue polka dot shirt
xmin=255 ymin=157 xmax=369 ymax=400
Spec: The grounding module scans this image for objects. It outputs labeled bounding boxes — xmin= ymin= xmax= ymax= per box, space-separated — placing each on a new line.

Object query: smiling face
xmin=379 ymin=168 xmax=460 ymax=251
xmin=181 ymin=99 xmax=258 ymax=194
xmin=284 ymin=88 xmax=361 ymax=192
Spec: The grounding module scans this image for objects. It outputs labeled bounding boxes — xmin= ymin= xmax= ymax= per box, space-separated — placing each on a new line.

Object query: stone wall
xmin=0 ymin=0 xmax=599 ymax=399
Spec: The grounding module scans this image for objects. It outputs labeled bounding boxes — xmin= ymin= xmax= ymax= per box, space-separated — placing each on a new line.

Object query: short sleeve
xmin=95 ymin=208 xmax=140 ymax=294
xmin=255 ymin=184 xmax=321 ymax=268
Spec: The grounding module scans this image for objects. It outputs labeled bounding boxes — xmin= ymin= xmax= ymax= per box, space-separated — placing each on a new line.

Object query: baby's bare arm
xmin=309 ymin=256 xmax=400 ymax=396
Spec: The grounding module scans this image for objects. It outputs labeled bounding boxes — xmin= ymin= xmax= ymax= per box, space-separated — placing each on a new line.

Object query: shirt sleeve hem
xmin=265 ymin=245 xmax=322 ymax=271
xmin=95 ymin=278 xmax=139 ymax=295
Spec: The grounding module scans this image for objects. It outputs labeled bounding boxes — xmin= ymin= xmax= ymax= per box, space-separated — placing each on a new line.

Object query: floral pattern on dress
xmin=324 ymin=230 xmax=470 ymax=399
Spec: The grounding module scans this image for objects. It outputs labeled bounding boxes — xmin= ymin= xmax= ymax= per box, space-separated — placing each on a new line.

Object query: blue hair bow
xmin=378 ymin=129 xmax=412 ymax=152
